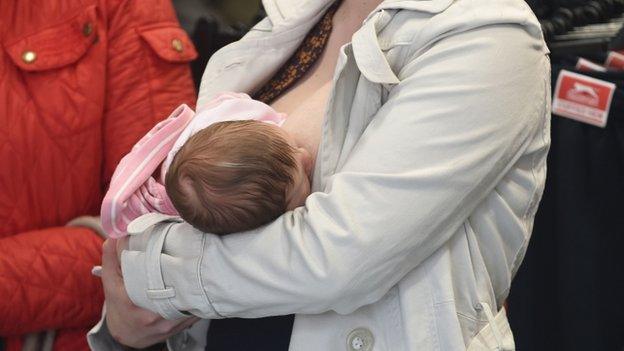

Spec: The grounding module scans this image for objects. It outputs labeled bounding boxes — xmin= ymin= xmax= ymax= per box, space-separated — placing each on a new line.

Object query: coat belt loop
xmin=145 ymin=223 xmax=187 ymax=319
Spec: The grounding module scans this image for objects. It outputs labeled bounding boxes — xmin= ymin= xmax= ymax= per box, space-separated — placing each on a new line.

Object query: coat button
xmin=82 ymin=22 xmax=93 ymax=37
xmin=171 ymin=38 xmax=183 ymax=53
xmin=346 ymin=328 xmax=374 ymax=351
xmin=21 ymin=51 xmax=36 ymax=64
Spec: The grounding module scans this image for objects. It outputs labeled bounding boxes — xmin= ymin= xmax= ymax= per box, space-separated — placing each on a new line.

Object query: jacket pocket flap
xmin=5 ymin=5 xmax=98 ymax=71
xmin=137 ymin=26 xmax=198 ymax=63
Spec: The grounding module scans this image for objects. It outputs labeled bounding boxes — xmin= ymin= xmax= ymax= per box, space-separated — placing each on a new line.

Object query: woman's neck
xmin=335 ymin=0 xmax=384 ymax=25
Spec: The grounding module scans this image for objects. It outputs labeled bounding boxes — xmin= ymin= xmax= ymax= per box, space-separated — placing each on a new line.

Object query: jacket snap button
xmin=347 ymin=328 xmax=374 ymax=351
xmin=171 ymin=38 xmax=184 ymax=53
xmin=82 ymin=22 xmax=93 ymax=36
xmin=21 ymin=51 xmax=36 ymax=64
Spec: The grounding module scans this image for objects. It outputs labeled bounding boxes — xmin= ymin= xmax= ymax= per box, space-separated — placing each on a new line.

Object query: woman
xmin=90 ymin=0 xmax=551 ymax=349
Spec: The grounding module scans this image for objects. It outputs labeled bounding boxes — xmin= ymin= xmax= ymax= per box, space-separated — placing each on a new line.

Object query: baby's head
xmin=165 ymin=120 xmax=312 ymax=235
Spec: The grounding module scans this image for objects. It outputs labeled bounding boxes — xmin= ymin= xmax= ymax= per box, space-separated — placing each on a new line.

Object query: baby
xmin=101 ymin=93 xmax=313 ymax=238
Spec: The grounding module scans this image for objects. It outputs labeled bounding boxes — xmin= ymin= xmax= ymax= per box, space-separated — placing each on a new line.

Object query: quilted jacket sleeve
xmin=0 ymin=227 xmax=104 ymax=335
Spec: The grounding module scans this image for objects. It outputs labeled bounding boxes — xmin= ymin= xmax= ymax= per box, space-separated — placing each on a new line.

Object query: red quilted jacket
xmin=0 ymin=0 xmax=197 ymax=349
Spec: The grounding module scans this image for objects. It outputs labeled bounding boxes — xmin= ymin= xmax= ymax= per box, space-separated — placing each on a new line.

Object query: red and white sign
xmin=605 ymin=51 xmax=624 ymax=70
xmin=575 ymin=58 xmax=606 ymax=72
xmin=552 ymin=70 xmax=615 ymax=128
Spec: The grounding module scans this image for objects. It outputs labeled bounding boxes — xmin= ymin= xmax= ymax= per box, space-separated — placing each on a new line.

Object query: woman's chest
xmin=269 ymin=16 xmax=366 ymax=160
xmin=275 ymin=47 xmax=385 ymax=191
xmin=269 ymin=41 xmax=344 ymax=159
xmin=272 ymin=80 xmax=332 ymax=160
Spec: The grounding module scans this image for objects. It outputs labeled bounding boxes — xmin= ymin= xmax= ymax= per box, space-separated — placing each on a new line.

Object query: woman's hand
xmin=102 ymin=239 xmax=200 ymax=348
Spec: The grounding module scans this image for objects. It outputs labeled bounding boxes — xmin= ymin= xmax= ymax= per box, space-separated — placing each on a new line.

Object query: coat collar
xmin=259 ymin=0 xmax=454 ymax=85
xmin=262 ymin=0 xmax=335 ymax=28
xmin=262 ymin=0 xmax=453 ymax=26
xmin=198 ymin=0 xmax=453 ymax=107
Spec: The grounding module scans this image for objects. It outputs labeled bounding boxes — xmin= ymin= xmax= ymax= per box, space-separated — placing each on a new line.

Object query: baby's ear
xmin=179 ymin=176 xmax=195 ymax=194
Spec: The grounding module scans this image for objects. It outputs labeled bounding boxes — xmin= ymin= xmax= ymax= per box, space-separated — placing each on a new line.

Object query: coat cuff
xmin=121 ymin=213 xmax=220 ymax=319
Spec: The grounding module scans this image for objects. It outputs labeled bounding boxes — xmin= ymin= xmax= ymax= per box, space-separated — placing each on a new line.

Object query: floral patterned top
xmin=253 ymin=1 xmax=341 ymax=104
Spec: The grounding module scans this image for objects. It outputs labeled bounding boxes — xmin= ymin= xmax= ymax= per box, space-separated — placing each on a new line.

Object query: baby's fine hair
xmin=165 ymin=120 xmax=298 ymax=235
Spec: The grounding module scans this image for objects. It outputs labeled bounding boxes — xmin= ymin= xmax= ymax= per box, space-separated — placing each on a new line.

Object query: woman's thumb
xmin=102 ymin=239 xmax=122 ymax=273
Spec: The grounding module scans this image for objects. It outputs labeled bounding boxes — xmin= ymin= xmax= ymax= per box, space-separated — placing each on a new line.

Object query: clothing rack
xmin=530 ymin=0 xmax=624 ymax=54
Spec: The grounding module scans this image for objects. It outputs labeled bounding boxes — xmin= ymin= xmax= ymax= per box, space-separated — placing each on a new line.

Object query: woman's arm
xmin=98 ymin=239 xmax=199 ymax=349
xmin=120 ymin=23 xmax=549 ymax=319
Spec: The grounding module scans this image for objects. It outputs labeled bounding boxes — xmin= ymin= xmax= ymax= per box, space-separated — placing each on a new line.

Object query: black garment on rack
xmin=610 ymin=25 xmax=624 ymax=51
xmin=508 ymin=63 xmax=624 ymax=351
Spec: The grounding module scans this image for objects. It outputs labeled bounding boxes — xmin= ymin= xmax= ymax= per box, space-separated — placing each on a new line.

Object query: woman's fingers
xmin=152 ymin=316 xmax=200 ymax=338
xmin=102 ymin=239 xmax=123 ymax=280
xmin=172 ymin=316 xmax=201 ymax=333
xmin=115 ymin=236 xmax=129 ymax=262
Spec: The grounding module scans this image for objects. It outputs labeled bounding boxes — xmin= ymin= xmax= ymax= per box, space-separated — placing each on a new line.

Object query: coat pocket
xmin=133 ymin=25 xmax=198 ymax=111
xmin=137 ymin=26 xmax=198 ymax=63
xmin=5 ymin=5 xmax=99 ymax=72
xmin=4 ymin=4 xmax=104 ymax=136
xmin=467 ymin=305 xmax=515 ymax=351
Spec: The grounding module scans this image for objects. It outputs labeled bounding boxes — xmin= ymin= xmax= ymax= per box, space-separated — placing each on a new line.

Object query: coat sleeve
xmin=101 ymin=0 xmax=197 ymax=187
xmin=121 ymin=23 xmax=550 ymax=319
xmin=0 ymin=227 xmax=104 ymax=335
